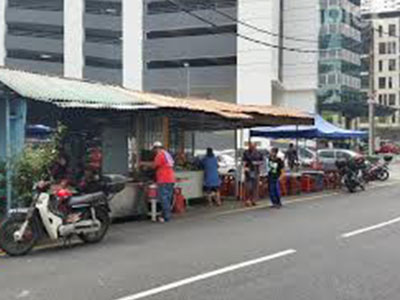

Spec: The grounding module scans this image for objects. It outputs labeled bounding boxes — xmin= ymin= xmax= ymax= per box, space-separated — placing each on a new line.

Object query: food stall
xmin=0 ymin=67 xmax=313 ymax=219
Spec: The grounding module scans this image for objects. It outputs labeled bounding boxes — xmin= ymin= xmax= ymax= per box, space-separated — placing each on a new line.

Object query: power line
xmin=211 ymin=7 xmax=319 ymax=44
xmin=163 ymin=0 xmax=320 ymax=54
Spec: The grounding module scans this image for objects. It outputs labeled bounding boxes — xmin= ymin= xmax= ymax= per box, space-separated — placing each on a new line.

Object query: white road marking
xmin=115 ymin=249 xmax=297 ymax=300
xmin=341 ymin=216 xmax=400 ymax=239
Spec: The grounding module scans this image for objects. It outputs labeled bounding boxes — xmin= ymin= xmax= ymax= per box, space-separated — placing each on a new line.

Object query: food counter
xmin=175 ymin=170 xmax=204 ymax=201
xmin=110 ymin=170 xmax=205 ymax=219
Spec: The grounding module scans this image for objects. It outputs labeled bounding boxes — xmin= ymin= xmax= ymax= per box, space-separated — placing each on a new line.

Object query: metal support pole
xmin=368 ymin=100 xmax=375 ymax=156
xmin=5 ymin=98 xmax=11 ymax=214
xmin=234 ymin=129 xmax=239 ymax=198
xmin=368 ymin=25 xmax=375 ymax=156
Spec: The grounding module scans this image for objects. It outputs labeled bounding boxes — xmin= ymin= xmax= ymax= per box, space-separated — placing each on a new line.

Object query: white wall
xmin=282 ymin=90 xmax=316 ymax=113
xmin=0 ymin=0 xmax=6 ymax=66
xmin=64 ymin=0 xmax=84 ymax=79
xmin=123 ymin=0 xmax=143 ymax=90
xmin=237 ymin=0 xmax=279 ymax=105
xmin=282 ymin=0 xmax=319 ymax=112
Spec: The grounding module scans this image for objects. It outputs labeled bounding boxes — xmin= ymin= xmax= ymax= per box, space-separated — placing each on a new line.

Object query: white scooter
xmin=0 ymin=175 xmax=126 ymax=256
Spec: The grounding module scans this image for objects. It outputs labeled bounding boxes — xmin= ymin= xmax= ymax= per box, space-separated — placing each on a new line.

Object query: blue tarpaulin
xmin=250 ymin=115 xmax=367 ymax=140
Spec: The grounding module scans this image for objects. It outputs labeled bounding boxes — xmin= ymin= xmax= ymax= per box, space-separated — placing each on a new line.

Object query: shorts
xmin=204 ymin=186 xmax=219 ymax=193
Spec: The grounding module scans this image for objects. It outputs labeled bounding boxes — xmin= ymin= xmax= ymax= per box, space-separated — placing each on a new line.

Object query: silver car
xmin=317 ymin=149 xmax=360 ymax=170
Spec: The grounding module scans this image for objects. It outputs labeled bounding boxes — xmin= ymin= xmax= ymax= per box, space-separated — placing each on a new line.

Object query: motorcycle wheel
xmin=79 ymin=207 xmax=110 ymax=244
xmin=0 ymin=216 xmax=37 ymax=256
xmin=345 ymin=179 xmax=356 ymax=193
xmin=377 ymin=170 xmax=390 ymax=181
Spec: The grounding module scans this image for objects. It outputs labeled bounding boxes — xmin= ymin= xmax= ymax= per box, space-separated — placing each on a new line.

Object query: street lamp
xmin=182 ymin=62 xmax=195 ymax=155
xmin=183 ymin=62 xmax=190 ymax=98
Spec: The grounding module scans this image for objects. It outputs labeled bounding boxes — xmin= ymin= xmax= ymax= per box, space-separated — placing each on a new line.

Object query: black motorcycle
xmin=336 ymin=159 xmax=365 ymax=193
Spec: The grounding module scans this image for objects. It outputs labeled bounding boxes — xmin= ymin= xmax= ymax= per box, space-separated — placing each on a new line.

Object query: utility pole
xmin=368 ymin=25 xmax=376 ymax=156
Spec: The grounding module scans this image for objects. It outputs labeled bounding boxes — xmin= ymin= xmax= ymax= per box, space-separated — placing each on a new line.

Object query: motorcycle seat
xmin=69 ymin=192 xmax=105 ymax=206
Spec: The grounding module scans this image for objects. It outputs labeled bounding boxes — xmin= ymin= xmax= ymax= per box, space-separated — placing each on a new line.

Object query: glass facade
xmin=318 ymin=0 xmax=362 ymax=109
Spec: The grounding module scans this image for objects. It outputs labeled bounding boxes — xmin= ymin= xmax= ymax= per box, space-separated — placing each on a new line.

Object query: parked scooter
xmin=336 ymin=159 xmax=365 ymax=193
xmin=363 ymin=160 xmax=390 ymax=182
xmin=0 ymin=175 xmax=126 ymax=256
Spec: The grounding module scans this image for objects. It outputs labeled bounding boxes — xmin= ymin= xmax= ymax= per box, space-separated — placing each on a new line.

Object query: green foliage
xmin=12 ymin=123 xmax=67 ymax=204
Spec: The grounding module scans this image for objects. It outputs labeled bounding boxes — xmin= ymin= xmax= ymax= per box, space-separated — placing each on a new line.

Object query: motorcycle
xmin=336 ymin=159 xmax=365 ymax=193
xmin=0 ymin=174 xmax=126 ymax=256
xmin=363 ymin=160 xmax=390 ymax=182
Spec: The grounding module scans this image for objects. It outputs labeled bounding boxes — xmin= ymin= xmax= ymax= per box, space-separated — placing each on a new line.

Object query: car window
xmin=337 ymin=151 xmax=351 ymax=160
xmin=319 ymin=151 xmax=334 ymax=159
xmin=299 ymin=148 xmax=313 ymax=159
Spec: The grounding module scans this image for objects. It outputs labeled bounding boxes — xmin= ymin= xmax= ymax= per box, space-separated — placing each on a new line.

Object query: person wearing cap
xmin=152 ymin=141 xmax=176 ymax=222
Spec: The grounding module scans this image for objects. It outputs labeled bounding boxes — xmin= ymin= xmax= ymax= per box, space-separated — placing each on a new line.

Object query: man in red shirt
xmin=152 ymin=141 xmax=175 ymax=222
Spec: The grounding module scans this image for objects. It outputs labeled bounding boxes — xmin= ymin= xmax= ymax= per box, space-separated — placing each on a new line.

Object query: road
xmin=1 ymin=180 xmax=400 ymax=300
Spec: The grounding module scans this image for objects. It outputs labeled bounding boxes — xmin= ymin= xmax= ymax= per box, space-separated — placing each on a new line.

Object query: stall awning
xmin=250 ymin=115 xmax=367 ymax=139
xmin=0 ymin=67 xmax=313 ymax=129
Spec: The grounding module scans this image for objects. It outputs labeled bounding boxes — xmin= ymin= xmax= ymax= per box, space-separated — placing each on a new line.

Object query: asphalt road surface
xmin=1 ymin=180 xmax=400 ymax=300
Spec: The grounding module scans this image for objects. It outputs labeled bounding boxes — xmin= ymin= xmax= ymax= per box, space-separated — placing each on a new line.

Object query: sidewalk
xmin=1 ymin=176 xmax=399 ymax=256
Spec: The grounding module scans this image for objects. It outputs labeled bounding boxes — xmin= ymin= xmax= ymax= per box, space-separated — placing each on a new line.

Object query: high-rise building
xmin=362 ymin=0 xmax=400 ymax=14
xmin=318 ymin=0 xmax=363 ymax=126
xmin=359 ymin=11 xmax=400 ymax=138
xmin=0 ymin=0 xmax=362 ymax=127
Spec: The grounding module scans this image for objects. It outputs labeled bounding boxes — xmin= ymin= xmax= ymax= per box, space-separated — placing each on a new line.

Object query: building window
xmin=147 ymin=56 xmax=237 ymax=69
xmin=389 ymin=94 xmax=396 ymax=105
xmin=146 ymin=25 xmax=236 ymax=39
xmin=379 ymin=60 xmax=383 ymax=72
xmin=85 ymin=57 xmax=122 ymax=69
xmin=379 ymin=25 xmax=383 ymax=37
xmin=328 ymin=74 xmax=337 ymax=85
xmin=388 ymin=42 xmax=397 ymax=54
xmin=384 ymin=94 xmax=388 ymax=105
xmin=379 ymin=77 xmax=386 ymax=89
xmin=85 ymin=1 xmax=122 ymax=16
xmin=389 ymin=77 xmax=393 ymax=89
xmin=85 ymin=29 xmax=122 ymax=45
xmin=6 ymin=49 xmax=63 ymax=63
xmin=389 ymin=24 xmax=396 ymax=37
xmin=8 ymin=0 xmax=63 ymax=11
xmin=389 ymin=59 xmax=396 ymax=71
xmin=7 ymin=23 xmax=63 ymax=40
xmin=147 ymin=0 xmax=237 ymax=15
xmin=379 ymin=42 xmax=386 ymax=54
xmin=379 ymin=94 xmax=383 ymax=105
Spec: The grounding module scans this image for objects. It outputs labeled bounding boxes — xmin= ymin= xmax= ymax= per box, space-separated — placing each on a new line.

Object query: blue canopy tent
xmin=26 ymin=125 xmax=53 ymax=139
xmin=250 ymin=115 xmax=367 ymax=140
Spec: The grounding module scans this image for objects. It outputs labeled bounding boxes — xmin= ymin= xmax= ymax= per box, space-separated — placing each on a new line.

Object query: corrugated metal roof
xmin=0 ymin=68 xmax=157 ymax=110
xmin=0 ymin=67 xmax=313 ymax=125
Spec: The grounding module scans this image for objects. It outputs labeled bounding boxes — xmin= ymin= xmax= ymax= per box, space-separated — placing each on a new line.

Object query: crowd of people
xmin=142 ymin=140 xmax=300 ymax=223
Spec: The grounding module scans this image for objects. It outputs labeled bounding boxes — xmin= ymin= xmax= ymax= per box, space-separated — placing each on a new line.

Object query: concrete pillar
xmin=64 ymin=0 xmax=84 ymax=79
xmin=122 ymin=0 xmax=143 ymax=90
xmin=0 ymin=0 xmax=6 ymax=66
xmin=237 ymin=0 xmax=279 ymax=105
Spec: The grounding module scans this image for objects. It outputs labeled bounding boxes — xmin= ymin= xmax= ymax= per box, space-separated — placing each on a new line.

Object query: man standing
xmin=152 ymin=141 xmax=175 ymax=222
xmin=268 ymin=148 xmax=284 ymax=208
xmin=242 ymin=143 xmax=263 ymax=206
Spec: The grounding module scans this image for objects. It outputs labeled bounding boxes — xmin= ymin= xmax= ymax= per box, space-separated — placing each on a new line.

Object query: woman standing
xmin=201 ymin=148 xmax=222 ymax=206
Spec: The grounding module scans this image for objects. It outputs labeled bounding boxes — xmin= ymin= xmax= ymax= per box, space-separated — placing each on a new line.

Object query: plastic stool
xmin=147 ymin=184 xmax=160 ymax=222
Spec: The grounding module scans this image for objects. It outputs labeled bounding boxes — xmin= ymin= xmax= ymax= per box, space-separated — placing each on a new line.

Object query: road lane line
xmin=114 ymin=249 xmax=297 ymax=300
xmin=341 ymin=216 xmax=400 ymax=239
